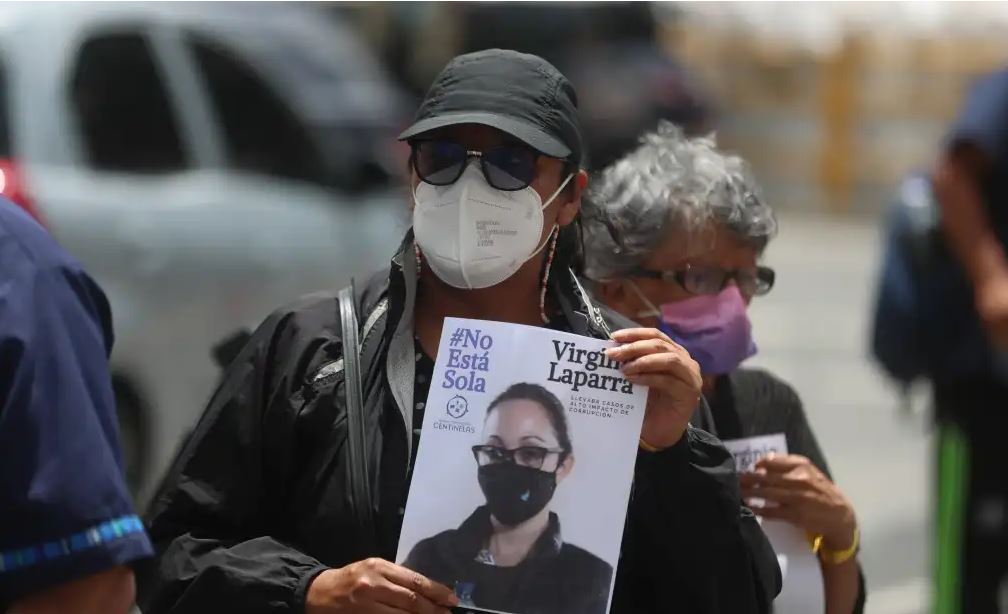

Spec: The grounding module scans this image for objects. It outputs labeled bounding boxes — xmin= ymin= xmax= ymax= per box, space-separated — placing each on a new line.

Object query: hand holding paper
xmin=606 ymin=327 xmax=703 ymax=449
xmin=307 ymin=558 xmax=457 ymax=614
xmin=724 ymin=436 xmax=827 ymax=613
xmin=739 ymin=454 xmax=858 ymax=550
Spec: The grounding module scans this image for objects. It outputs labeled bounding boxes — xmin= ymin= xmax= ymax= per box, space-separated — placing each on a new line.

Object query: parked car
xmin=0 ymin=2 xmax=411 ymax=504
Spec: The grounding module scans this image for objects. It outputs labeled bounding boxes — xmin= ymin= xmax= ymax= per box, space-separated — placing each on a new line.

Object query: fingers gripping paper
xmin=397 ymin=318 xmax=649 ymax=614
xmin=722 ymin=434 xmax=826 ymax=614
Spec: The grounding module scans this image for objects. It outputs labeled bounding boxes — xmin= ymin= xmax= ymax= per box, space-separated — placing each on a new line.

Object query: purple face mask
xmin=634 ymin=284 xmax=758 ymax=375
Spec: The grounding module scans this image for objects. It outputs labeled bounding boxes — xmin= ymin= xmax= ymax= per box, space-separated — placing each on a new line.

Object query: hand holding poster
xmin=722 ymin=434 xmax=826 ymax=614
xmin=396 ymin=318 xmax=648 ymax=614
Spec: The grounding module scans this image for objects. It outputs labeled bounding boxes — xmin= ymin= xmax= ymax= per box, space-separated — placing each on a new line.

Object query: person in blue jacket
xmin=0 ymin=201 xmax=152 ymax=613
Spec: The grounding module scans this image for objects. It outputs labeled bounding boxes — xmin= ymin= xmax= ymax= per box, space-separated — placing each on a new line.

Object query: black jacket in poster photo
xmin=405 ymin=506 xmax=612 ymax=614
xmin=137 ymin=233 xmax=782 ymax=614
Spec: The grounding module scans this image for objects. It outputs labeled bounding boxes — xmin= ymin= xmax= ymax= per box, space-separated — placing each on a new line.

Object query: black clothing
xmin=137 ymin=234 xmax=781 ymax=614
xmin=410 ymin=339 xmax=432 ymax=484
xmin=404 ymin=506 xmax=612 ymax=614
xmin=934 ymin=377 xmax=1008 ymax=614
xmin=707 ymin=369 xmax=831 ymax=477
xmin=930 ymin=69 xmax=1008 ymax=613
xmin=708 ymin=368 xmax=867 ymax=614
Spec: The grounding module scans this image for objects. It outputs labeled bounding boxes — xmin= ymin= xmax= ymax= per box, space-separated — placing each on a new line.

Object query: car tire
xmin=113 ymin=377 xmax=149 ymax=498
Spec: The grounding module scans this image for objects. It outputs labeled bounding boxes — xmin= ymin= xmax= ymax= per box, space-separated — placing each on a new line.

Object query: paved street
xmin=747 ymin=210 xmax=931 ymax=614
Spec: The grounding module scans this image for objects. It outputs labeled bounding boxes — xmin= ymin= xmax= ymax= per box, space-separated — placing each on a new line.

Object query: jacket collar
xmin=448 ymin=505 xmax=564 ymax=563
xmin=382 ymin=230 xmax=419 ymax=464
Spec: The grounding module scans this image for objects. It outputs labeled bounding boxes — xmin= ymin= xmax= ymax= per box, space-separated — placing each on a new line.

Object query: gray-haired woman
xmin=582 ymin=122 xmax=865 ymax=614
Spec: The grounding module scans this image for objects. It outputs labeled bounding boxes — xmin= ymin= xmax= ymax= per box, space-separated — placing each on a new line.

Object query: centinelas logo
xmin=434 ymin=394 xmax=475 ymax=434
xmin=446 ymin=395 xmax=469 ymax=419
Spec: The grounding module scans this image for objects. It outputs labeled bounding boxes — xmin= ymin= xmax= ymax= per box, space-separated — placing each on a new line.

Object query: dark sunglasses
xmin=632 ymin=264 xmax=776 ymax=298
xmin=410 ymin=140 xmax=541 ymax=191
xmin=472 ymin=444 xmax=565 ymax=469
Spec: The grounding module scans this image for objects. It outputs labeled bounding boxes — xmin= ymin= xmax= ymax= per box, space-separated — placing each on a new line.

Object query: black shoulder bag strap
xmin=337 ymin=283 xmax=376 ymax=539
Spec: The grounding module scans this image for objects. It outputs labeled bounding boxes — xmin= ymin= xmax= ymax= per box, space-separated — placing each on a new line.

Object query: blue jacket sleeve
xmin=0 ymin=235 xmax=152 ymax=605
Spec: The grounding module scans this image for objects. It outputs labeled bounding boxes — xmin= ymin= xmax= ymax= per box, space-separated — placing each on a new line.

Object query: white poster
xmin=397 ymin=318 xmax=648 ymax=614
xmin=722 ymin=434 xmax=826 ymax=614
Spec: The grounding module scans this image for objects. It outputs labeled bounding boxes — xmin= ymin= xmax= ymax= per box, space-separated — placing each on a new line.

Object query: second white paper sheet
xmin=723 ymin=433 xmax=826 ymax=614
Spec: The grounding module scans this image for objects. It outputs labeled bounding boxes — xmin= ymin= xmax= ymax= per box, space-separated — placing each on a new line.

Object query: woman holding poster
xmin=583 ymin=122 xmax=865 ymax=614
xmin=404 ymin=383 xmax=612 ymax=614
xmin=138 ymin=50 xmax=781 ymax=614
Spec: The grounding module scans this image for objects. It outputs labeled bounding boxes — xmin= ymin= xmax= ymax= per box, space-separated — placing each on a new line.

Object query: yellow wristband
xmin=807 ymin=533 xmax=823 ymax=554
xmin=815 ymin=526 xmax=859 ymax=566
xmin=638 ymin=438 xmax=661 ymax=453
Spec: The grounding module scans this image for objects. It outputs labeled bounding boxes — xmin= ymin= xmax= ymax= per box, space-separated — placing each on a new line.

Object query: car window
xmin=70 ymin=32 xmax=189 ymax=172
xmin=185 ymin=32 xmax=328 ymax=186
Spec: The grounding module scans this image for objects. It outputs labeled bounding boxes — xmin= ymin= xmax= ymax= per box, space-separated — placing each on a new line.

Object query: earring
xmin=540 ymin=227 xmax=559 ymax=324
xmin=414 ymin=243 xmax=422 ymax=279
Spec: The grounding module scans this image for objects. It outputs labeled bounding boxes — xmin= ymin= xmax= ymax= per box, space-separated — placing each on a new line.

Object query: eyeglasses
xmin=472 ymin=445 xmax=566 ymax=469
xmin=632 ymin=264 xmax=776 ymax=298
xmin=410 ymin=140 xmax=541 ymax=191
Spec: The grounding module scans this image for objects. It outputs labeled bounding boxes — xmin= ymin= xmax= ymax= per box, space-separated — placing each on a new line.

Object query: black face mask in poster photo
xmin=476 ymin=461 xmax=560 ymax=526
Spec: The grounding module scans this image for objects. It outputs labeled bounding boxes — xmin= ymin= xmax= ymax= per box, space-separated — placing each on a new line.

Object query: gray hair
xmin=582 ymin=122 xmax=777 ymax=281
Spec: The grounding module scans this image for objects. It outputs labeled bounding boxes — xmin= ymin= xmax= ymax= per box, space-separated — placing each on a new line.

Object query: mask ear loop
xmin=627 ymin=279 xmax=662 ymax=319
xmin=540 ymin=173 xmax=575 ymax=210
xmin=539 ymin=226 xmax=560 ymax=324
xmin=412 ymin=180 xmax=427 ymax=280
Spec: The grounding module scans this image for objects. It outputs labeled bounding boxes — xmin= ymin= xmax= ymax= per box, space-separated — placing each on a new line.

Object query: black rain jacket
xmin=137 ymin=234 xmax=781 ymax=614
xmin=404 ymin=506 xmax=612 ymax=614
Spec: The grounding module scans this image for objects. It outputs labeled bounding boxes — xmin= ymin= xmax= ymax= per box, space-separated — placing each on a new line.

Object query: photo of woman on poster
xmin=403 ymin=383 xmax=613 ymax=614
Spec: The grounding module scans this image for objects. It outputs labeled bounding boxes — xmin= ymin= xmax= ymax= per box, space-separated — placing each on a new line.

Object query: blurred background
xmin=6 ymin=2 xmax=1008 ymax=612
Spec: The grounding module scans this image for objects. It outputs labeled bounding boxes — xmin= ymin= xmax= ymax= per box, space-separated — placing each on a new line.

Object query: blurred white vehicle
xmin=0 ymin=2 xmax=410 ymax=504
